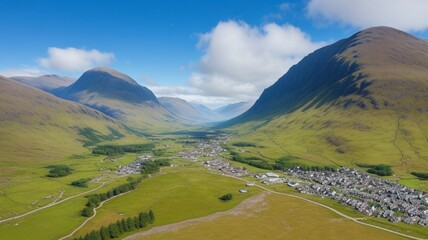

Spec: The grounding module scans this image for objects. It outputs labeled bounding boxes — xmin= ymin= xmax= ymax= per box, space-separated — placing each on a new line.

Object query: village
xmin=119 ymin=133 xmax=428 ymax=227
xmin=285 ymin=167 xmax=428 ymax=226
xmin=178 ymin=134 xmax=230 ymax=160
xmin=117 ymin=155 xmax=152 ymax=175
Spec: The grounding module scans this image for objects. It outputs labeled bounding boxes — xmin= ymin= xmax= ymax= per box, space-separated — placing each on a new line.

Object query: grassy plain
xmin=135 ymin=193 xmax=408 ymax=240
xmin=72 ymin=164 xmax=262 ymax=238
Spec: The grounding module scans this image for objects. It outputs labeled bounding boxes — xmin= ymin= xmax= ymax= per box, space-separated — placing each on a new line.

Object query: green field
xmin=1 ymin=132 xmax=427 ymax=240
xmin=72 ymin=164 xmax=262 ymax=238
xmin=132 ymin=193 xmax=408 ymax=240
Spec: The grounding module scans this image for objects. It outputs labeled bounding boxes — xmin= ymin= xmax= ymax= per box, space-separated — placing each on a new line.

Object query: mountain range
xmin=159 ymin=97 xmax=252 ymax=122
xmin=3 ymin=26 xmax=428 ymax=176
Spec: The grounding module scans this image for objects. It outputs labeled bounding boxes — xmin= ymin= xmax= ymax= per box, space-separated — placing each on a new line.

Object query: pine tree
xmin=116 ymin=220 xmax=124 ymax=233
xmin=149 ymin=210 xmax=155 ymax=224
xmin=89 ymin=230 xmax=101 ymax=240
xmin=108 ymin=223 xmax=120 ymax=238
xmin=121 ymin=218 xmax=128 ymax=232
xmin=127 ymin=217 xmax=135 ymax=231
xmin=134 ymin=216 xmax=140 ymax=229
xmin=100 ymin=226 xmax=110 ymax=240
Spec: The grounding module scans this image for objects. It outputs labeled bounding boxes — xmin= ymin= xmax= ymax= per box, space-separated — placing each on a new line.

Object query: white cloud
xmin=38 ymin=47 xmax=114 ymax=71
xmin=307 ymin=0 xmax=428 ymax=32
xmin=187 ymin=20 xmax=324 ymax=102
xmin=0 ymin=67 xmax=46 ymax=77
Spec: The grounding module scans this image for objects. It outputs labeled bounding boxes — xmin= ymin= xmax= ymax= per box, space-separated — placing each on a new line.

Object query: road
xmin=0 ymin=181 xmax=107 ymax=224
xmin=57 ymin=191 xmax=130 ymax=240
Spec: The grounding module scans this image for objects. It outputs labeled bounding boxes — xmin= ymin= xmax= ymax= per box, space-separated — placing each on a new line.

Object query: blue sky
xmin=1 ymin=0 xmax=428 ymax=107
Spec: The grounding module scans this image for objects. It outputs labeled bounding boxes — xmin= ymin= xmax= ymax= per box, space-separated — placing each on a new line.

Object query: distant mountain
xmin=226 ymin=27 xmax=428 ymax=176
xmin=55 ymin=67 xmax=184 ymax=131
xmin=11 ymin=74 xmax=74 ymax=91
xmin=191 ymin=103 xmax=220 ymax=119
xmin=0 ymin=76 xmax=130 ymax=162
xmin=159 ymin=97 xmax=213 ymax=122
xmin=214 ymin=101 xmax=252 ymax=120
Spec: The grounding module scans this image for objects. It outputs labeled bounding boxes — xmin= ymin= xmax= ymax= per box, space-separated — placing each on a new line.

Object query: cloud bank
xmin=38 ymin=47 xmax=114 ymax=71
xmin=307 ymin=0 xmax=428 ymax=32
xmin=184 ymin=20 xmax=324 ymax=104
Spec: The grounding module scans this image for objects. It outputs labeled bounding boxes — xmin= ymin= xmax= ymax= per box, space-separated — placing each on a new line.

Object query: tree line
xmin=229 ymin=151 xmax=273 ymax=170
xmin=140 ymin=159 xmax=170 ymax=175
xmin=229 ymin=152 xmax=337 ymax=172
xmin=411 ymin=172 xmax=428 ymax=180
xmin=81 ymin=179 xmax=142 ymax=217
xmin=92 ymin=143 xmax=155 ymax=156
xmin=74 ymin=210 xmax=155 ymax=240
xmin=357 ymin=163 xmax=393 ymax=176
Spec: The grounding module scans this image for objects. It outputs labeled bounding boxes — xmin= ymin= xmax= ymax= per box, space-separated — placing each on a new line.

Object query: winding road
xmin=0 ymin=181 xmax=107 ymax=224
xmin=57 ymin=191 xmax=130 ymax=240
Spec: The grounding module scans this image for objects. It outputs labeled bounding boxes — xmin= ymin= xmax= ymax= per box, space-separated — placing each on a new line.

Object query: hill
xmin=0 ymin=75 xmax=131 ymax=163
xmin=159 ymin=97 xmax=214 ymax=122
xmin=214 ymin=101 xmax=253 ymax=120
xmin=11 ymin=74 xmax=74 ymax=91
xmin=55 ymin=67 xmax=186 ymax=131
xmin=225 ymin=27 xmax=428 ymax=178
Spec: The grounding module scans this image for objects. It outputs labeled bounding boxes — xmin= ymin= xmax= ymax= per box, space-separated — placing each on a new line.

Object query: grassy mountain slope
xmin=0 ymin=76 xmax=134 ymax=164
xmin=0 ymin=76 xmax=145 ymax=217
xmin=11 ymin=74 xmax=74 ymax=91
xmin=225 ymin=27 xmax=428 ymax=182
xmin=56 ymin=67 xmax=189 ymax=132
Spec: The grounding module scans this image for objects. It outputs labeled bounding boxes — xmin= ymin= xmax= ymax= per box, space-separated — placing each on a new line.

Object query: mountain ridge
xmin=224 ymin=26 xmax=428 ymax=176
xmin=54 ymin=67 xmax=187 ymax=131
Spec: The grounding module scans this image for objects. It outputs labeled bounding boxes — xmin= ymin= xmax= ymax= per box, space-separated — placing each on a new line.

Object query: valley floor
xmin=0 ymin=132 xmax=427 ymax=240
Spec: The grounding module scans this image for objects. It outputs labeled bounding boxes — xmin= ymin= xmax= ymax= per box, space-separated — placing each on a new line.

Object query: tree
xmin=89 ymin=230 xmax=101 ymax=240
xmin=108 ymin=223 xmax=120 ymax=238
xmin=141 ymin=161 xmax=160 ymax=174
xmin=219 ymin=193 xmax=233 ymax=201
xmin=127 ymin=217 xmax=135 ymax=231
xmin=134 ymin=216 xmax=140 ymax=229
xmin=81 ymin=207 xmax=93 ymax=217
xmin=121 ymin=218 xmax=128 ymax=232
xmin=115 ymin=220 xmax=124 ymax=233
xmin=148 ymin=210 xmax=155 ymax=224
xmin=100 ymin=226 xmax=110 ymax=240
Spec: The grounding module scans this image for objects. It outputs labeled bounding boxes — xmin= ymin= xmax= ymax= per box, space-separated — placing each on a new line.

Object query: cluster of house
xmin=178 ymin=135 xmax=230 ymax=161
xmin=285 ymin=167 xmax=428 ymax=226
xmin=204 ymin=160 xmax=250 ymax=177
xmin=254 ymin=172 xmax=287 ymax=185
xmin=117 ymin=155 xmax=151 ymax=175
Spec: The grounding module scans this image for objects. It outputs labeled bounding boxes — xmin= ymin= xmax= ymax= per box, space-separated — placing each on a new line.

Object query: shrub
xmin=71 ymin=178 xmax=91 ymax=188
xmin=219 ymin=193 xmax=233 ymax=201
xmin=411 ymin=172 xmax=428 ymax=180
xmin=46 ymin=165 xmax=72 ymax=178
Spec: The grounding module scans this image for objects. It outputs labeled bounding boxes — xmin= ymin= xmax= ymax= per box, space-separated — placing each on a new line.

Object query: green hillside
xmin=0 ymin=76 xmax=144 ymax=216
xmin=56 ymin=67 xmax=191 ymax=132
xmin=224 ymin=27 xmax=428 ymax=188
